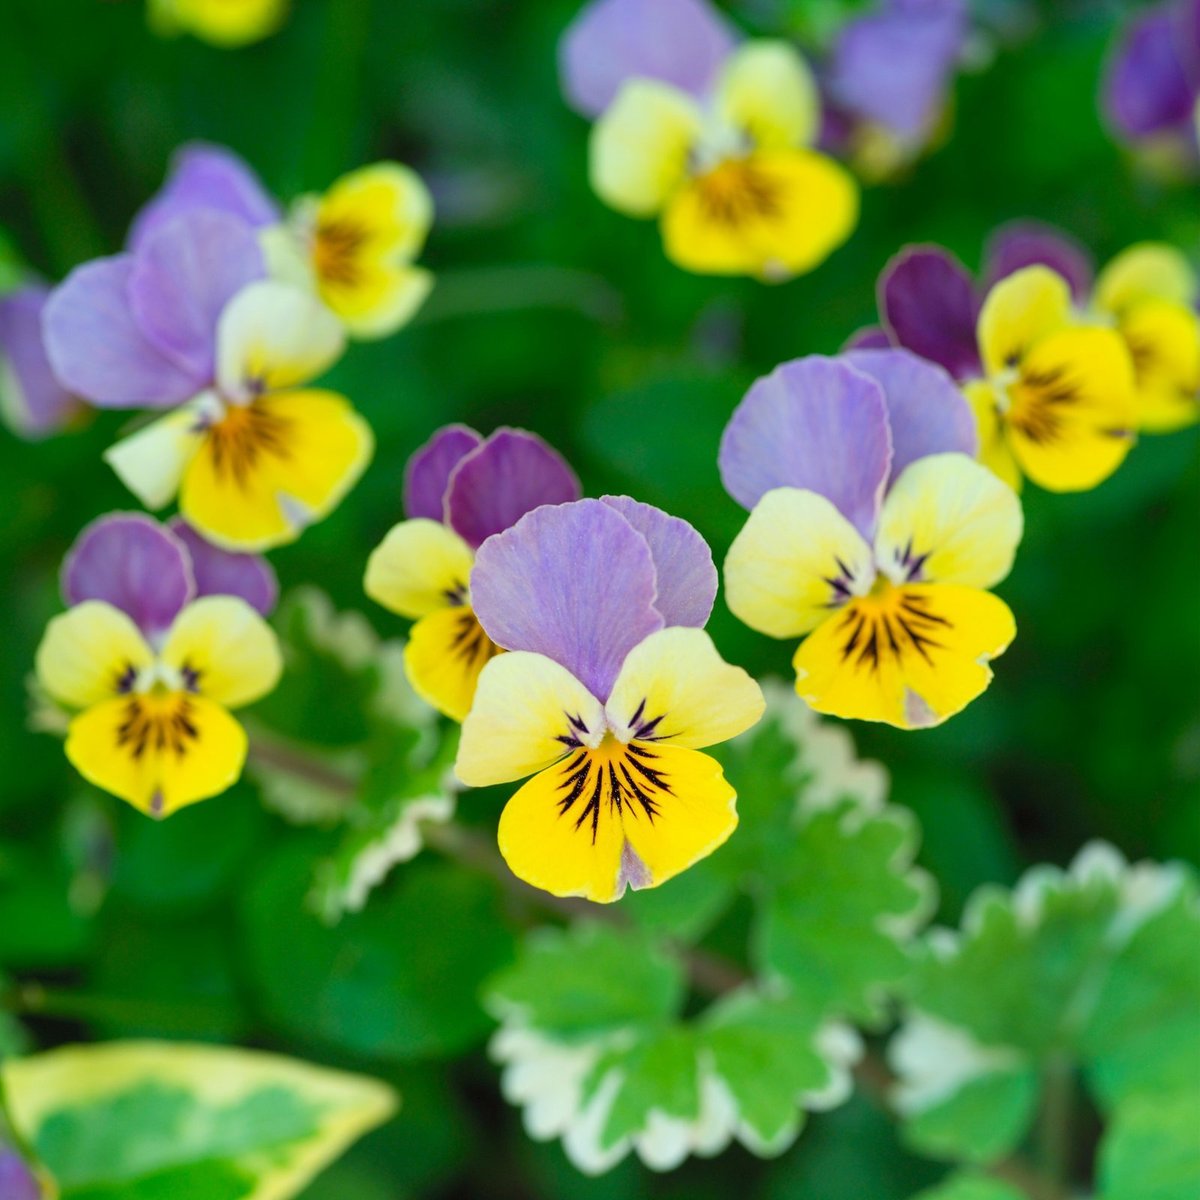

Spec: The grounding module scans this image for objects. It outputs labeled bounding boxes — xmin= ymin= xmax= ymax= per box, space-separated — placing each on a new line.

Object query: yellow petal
xmin=160 ymin=596 xmax=282 ymax=709
xmin=216 ymin=281 xmax=345 ymax=400
xmin=316 ymin=162 xmax=433 ymax=262
xmin=103 ymin=392 xmax=223 ymax=511
xmin=875 ymin=452 xmax=1023 ymax=590
xmin=496 ymin=740 xmax=737 ymax=902
xmin=1006 ymin=327 xmax=1136 ymax=492
xmin=180 ymin=389 xmax=374 ymax=551
xmin=792 ymin=582 xmax=1016 ymax=730
xmin=1119 ymin=298 xmax=1200 ymax=433
xmin=455 ymin=652 xmax=605 ymax=788
xmin=1094 ymin=243 xmax=1198 ymax=314
xmin=320 ymin=264 xmax=434 ymax=340
xmin=364 ymin=519 xmax=475 ymax=619
xmin=151 ymin=0 xmax=287 ymax=46
xmin=977 ymin=266 xmax=1073 ymax=378
xmin=589 ymin=80 xmax=702 ymax=217
xmin=964 ymin=381 xmax=1024 ymax=492
xmin=36 ymin=602 xmax=155 ymax=710
xmin=724 ymin=487 xmax=875 ymax=639
xmin=662 ymin=148 xmax=858 ymax=280
xmin=713 ymin=40 xmax=821 ymax=150
xmin=404 ymin=605 xmax=502 ymax=723
xmin=605 ymin=627 xmax=764 ymax=750
xmin=66 ymin=692 xmax=247 ymax=817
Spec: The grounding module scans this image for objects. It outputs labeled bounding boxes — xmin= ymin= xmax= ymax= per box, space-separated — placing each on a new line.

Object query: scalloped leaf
xmin=1 ymin=1041 xmax=395 ymax=1200
xmin=485 ymin=923 xmax=859 ymax=1175
xmin=890 ymin=843 xmax=1200 ymax=1163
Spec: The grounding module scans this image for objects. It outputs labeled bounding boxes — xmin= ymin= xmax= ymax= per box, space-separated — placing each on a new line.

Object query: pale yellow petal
xmin=36 ymin=602 xmax=155 ymax=710
xmin=364 ymin=519 xmax=475 ymax=620
xmin=160 ymin=595 xmax=282 ymax=709
xmin=724 ymin=487 xmax=875 ymax=639
xmin=875 ymin=452 xmax=1023 ymax=590
xmin=455 ymin=652 xmax=605 ymax=788
xmin=1119 ymin=298 xmax=1200 ymax=432
xmin=977 ymin=266 xmax=1073 ymax=377
xmin=964 ymin=381 xmax=1024 ymax=492
xmin=1095 ymin=243 xmax=1197 ymax=314
xmin=605 ymin=627 xmax=764 ymax=750
xmin=404 ymin=605 xmax=502 ymax=723
xmin=589 ymin=80 xmax=702 ymax=217
xmin=714 ymin=39 xmax=821 ymax=149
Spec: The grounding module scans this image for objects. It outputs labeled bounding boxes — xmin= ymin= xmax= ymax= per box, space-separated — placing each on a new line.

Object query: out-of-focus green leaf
xmin=1097 ymin=1091 xmax=1200 ymax=1200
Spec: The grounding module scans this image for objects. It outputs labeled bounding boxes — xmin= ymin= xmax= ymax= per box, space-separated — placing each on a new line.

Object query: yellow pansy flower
xmin=964 ymin=266 xmax=1137 ymax=492
xmin=589 ymin=41 xmax=858 ymax=280
xmin=36 ymin=596 xmax=281 ymax=817
xmin=1091 ymin=243 xmax=1200 ymax=432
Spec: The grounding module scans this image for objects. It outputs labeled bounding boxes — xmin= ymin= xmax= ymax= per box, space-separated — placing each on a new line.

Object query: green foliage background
xmin=0 ymin=0 xmax=1196 ymax=1196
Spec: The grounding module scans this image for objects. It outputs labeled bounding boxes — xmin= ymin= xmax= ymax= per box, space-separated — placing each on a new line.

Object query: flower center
xmin=834 ymin=581 xmax=952 ymax=676
xmin=314 ymin=218 xmax=368 ymax=287
xmin=693 ymin=157 xmax=782 ymax=228
xmin=207 ymin=402 xmax=293 ymax=487
xmin=554 ymin=734 xmax=671 ymax=846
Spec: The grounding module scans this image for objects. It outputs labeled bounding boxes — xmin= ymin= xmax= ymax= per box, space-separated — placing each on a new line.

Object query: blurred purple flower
xmin=0 ymin=286 xmax=85 ymax=438
xmin=825 ymin=0 xmax=968 ymax=145
xmin=63 ymin=512 xmax=278 ymax=641
xmin=858 ymin=222 xmax=1094 ymax=380
xmin=558 ymin=0 xmax=736 ymax=118
xmin=1104 ymin=0 xmax=1200 ymax=145
xmin=0 ymin=1149 xmax=41 ymax=1200
xmin=128 ymin=143 xmax=279 ymax=252
xmin=471 ymin=497 xmax=716 ymax=701
xmin=43 ymin=211 xmax=266 ymax=410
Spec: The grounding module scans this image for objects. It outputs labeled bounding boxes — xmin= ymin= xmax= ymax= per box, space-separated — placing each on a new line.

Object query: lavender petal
xmin=403 ymin=424 xmax=483 ymax=521
xmin=168 ymin=517 xmax=279 ymax=616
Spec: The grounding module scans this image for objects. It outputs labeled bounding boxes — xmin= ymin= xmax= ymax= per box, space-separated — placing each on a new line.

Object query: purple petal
xmin=168 ymin=517 xmax=279 ymax=616
xmin=0 ymin=1150 xmax=40 ymax=1200
xmin=403 ymin=424 xmax=483 ymax=521
xmin=1104 ymin=8 xmax=1197 ymax=138
xmin=471 ymin=499 xmax=663 ymax=701
xmin=129 ymin=142 xmax=280 ymax=252
xmin=879 ymin=245 xmax=982 ymax=380
xmin=843 ymin=348 xmax=977 ymax=483
xmin=446 ymin=428 xmax=582 ymax=548
xmin=827 ymin=0 xmax=967 ymax=139
xmin=983 ymin=221 xmax=1095 ymax=302
xmin=718 ymin=356 xmax=893 ymax=539
xmin=844 ymin=324 xmax=894 ymax=351
xmin=129 ymin=211 xmax=265 ymax=384
xmin=559 ymin=0 xmax=736 ymax=118
xmin=43 ymin=257 xmax=205 ymax=409
xmin=0 ymin=286 xmax=83 ymax=437
xmin=600 ymin=495 xmax=716 ymax=627
xmin=62 ymin=513 xmax=194 ymax=637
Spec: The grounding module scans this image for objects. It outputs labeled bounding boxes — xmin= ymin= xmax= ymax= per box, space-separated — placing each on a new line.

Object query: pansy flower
xmin=456 ymin=498 xmax=763 ymax=902
xmin=147 ymin=0 xmax=289 ymax=48
xmin=43 ymin=210 xmax=373 ymax=550
xmin=720 ymin=352 xmax=1022 ymax=730
xmin=35 ymin=513 xmax=282 ymax=817
xmin=1103 ymin=0 xmax=1199 ymax=176
xmin=364 ymin=426 xmax=580 ymax=721
xmin=130 ymin=143 xmax=434 ymax=340
xmin=0 ymin=286 xmax=85 ymax=438
xmin=0 ymin=1147 xmax=41 ymax=1200
xmin=560 ymin=0 xmax=858 ymax=279
xmin=961 ymin=267 xmax=1137 ymax=492
xmin=1090 ymin=243 xmax=1199 ymax=432
xmin=820 ymin=0 xmax=968 ymax=182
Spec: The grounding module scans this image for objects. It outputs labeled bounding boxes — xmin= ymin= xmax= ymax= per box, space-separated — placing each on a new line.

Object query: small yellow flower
xmin=590 ymin=41 xmax=858 ymax=280
xmin=36 ymin=597 xmax=281 ymax=817
xmin=1090 ymin=243 xmax=1200 ymax=433
xmin=964 ymin=267 xmax=1137 ymax=492
xmin=148 ymin=0 xmax=288 ymax=48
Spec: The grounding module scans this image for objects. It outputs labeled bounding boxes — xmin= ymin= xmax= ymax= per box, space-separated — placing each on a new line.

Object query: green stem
xmin=1037 ymin=1054 xmax=1075 ymax=1192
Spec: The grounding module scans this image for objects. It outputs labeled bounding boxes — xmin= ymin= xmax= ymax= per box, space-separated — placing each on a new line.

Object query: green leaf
xmin=716 ymin=684 xmax=934 ymax=1022
xmin=243 ymin=844 xmax=513 ymax=1061
xmin=1098 ymin=1091 xmax=1200 ymax=1200
xmin=2 ymin=1041 xmax=396 ymax=1200
xmin=485 ymin=924 xmax=858 ymax=1174
xmin=912 ymin=1171 xmax=1028 ymax=1200
xmin=889 ymin=843 xmax=1200 ymax=1162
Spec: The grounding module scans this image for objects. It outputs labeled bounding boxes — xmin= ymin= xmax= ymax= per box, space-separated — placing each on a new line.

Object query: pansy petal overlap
xmin=718 ymin=356 xmax=891 ymax=537
xmin=167 ymin=517 xmax=279 ymax=615
xmin=404 ymin=424 xmax=484 ymax=521
xmin=982 ymin=222 xmax=1095 ymax=302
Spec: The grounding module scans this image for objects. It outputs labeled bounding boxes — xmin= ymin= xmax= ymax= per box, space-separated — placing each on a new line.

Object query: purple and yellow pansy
xmin=43 ymin=211 xmax=372 ymax=550
xmin=35 ymin=514 xmax=281 ymax=818
xmin=364 ymin=426 xmax=581 ymax=721
xmin=720 ymin=352 xmax=1022 ymax=730
xmin=131 ymin=143 xmax=434 ymax=341
xmin=456 ymin=497 xmax=763 ymax=902
xmin=560 ymin=0 xmax=858 ymax=280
